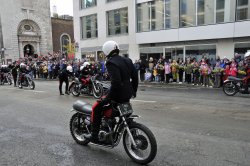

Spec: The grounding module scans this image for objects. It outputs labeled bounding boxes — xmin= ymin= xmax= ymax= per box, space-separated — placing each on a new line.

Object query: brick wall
xmin=51 ymin=17 xmax=74 ymax=53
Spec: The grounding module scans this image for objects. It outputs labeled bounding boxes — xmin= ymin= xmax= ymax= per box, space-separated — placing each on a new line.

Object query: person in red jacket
xmin=223 ymin=65 xmax=230 ymax=81
xmin=242 ymin=52 xmax=250 ymax=94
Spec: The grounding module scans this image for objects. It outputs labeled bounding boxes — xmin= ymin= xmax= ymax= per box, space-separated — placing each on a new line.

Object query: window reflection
xmin=81 ymin=14 xmax=98 ymax=39
xmin=236 ymin=0 xmax=250 ymax=20
xmin=107 ymin=8 xmax=128 ymax=36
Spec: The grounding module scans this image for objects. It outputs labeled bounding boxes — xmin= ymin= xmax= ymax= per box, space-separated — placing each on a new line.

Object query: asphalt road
xmin=0 ymin=81 xmax=250 ymax=166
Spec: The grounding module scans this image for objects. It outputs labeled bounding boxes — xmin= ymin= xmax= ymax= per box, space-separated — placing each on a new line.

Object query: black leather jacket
xmin=106 ymin=54 xmax=138 ymax=103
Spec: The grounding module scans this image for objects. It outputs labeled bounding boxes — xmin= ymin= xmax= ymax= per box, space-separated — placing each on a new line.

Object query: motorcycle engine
xmin=81 ymin=87 xmax=89 ymax=94
xmin=98 ymin=119 xmax=115 ymax=143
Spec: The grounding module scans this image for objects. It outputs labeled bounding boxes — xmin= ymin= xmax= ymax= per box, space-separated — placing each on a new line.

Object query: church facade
xmin=0 ymin=0 xmax=53 ymax=63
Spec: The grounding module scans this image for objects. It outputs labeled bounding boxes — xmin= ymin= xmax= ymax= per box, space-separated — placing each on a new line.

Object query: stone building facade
xmin=0 ymin=0 xmax=53 ymax=63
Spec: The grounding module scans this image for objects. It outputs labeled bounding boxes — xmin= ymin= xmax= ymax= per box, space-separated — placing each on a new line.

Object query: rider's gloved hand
xmin=132 ymin=92 xmax=137 ymax=98
xmin=98 ymin=95 xmax=110 ymax=104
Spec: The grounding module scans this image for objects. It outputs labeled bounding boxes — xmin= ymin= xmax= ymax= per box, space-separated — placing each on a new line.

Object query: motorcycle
xmin=69 ymin=100 xmax=157 ymax=165
xmin=18 ymin=73 xmax=35 ymax=90
xmin=223 ymin=76 xmax=249 ymax=96
xmin=0 ymin=72 xmax=12 ymax=85
xmin=69 ymin=75 xmax=103 ymax=99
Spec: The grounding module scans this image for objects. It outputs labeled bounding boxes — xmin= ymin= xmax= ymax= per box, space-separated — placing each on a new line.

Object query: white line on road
xmin=3 ymin=87 xmax=45 ymax=93
xmin=131 ymin=99 xmax=156 ymax=103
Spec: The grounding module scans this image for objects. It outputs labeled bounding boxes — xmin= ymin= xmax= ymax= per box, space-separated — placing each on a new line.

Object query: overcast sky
xmin=50 ymin=0 xmax=73 ymax=16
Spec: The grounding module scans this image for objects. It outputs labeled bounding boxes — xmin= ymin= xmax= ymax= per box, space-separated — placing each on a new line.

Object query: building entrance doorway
xmin=23 ymin=44 xmax=34 ymax=57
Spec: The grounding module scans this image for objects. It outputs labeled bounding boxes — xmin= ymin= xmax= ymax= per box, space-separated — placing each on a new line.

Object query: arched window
xmin=60 ymin=34 xmax=71 ymax=54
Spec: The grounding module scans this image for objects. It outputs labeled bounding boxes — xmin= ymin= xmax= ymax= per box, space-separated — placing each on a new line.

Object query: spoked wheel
xmin=70 ymin=113 xmax=90 ymax=146
xmin=72 ymin=84 xmax=80 ymax=97
xmin=123 ymin=122 xmax=157 ymax=165
xmin=223 ymin=82 xmax=237 ymax=96
xmin=93 ymin=83 xmax=103 ymax=99
xmin=29 ymin=81 xmax=35 ymax=90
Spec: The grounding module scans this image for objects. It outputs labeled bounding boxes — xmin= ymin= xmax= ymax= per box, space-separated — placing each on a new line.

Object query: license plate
xmin=118 ymin=103 xmax=133 ymax=115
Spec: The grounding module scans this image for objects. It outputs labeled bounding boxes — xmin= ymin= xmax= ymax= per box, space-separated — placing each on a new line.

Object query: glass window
xmin=80 ymin=14 xmax=98 ymax=39
xmin=151 ymin=0 xmax=164 ymax=30
xmin=216 ymin=0 xmax=235 ymax=23
xmin=185 ymin=45 xmax=216 ymax=63
xmin=137 ymin=0 xmax=164 ymax=32
xmin=236 ymin=0 xmax=250 ymax=20
xmin=80 ymin=0 xmax=96 ymax=9
xmin=107 ymin=8 xmax=128 ymax=36
xmin=165 ymin=0 xmax=179 ymax=29
xmin=197 ymin=0 xmax=215 ymax=25
xmin=180 ymin=0 xmax=196 ymax=27
xmin=137 ymin=2 xmax=151 ymax=32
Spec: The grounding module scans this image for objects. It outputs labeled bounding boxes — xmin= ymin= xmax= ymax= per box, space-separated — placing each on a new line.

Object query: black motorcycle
xmin=223 ymin=76 xmax=249 ymax=96
xmin=69 ymin=100 xmax=157 ymax=165
xmin=18 ymin=73 xmax=35 ymax=90
xmin=0 ymin=72 xmax=12 ymax=85
xmin=69 ymin=75 xmax=103 ymax=99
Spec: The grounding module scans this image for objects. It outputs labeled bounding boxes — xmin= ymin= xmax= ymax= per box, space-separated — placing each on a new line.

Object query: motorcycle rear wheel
xmin=223 ymin=82 xmax=238 ymax=96
xmin=123 ymin=122 xmax=157 ymax=165
xmin=70 ymin=113 xmax=90 ymax=146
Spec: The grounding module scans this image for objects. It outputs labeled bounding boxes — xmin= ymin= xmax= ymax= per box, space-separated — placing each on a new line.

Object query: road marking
xmin=131 ymin=99 xmax=156 ymax=103
xmin=2 ymin=87 xmax=45 ymax=93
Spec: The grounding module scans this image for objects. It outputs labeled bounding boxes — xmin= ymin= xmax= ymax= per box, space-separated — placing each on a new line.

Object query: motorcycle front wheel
xmin=72 ymin=84 xmax=80 ymax=97
xmin=93 ymin=83 xmax=104 ymax=99
xmin=223 ymin=82 xmax=238 ymax=96
xmin=29 ymin=81 xmax=35 ymax=90
xmin=70 ymin=113 xmax=90 ymax=146
xmin=123 ymin=122 xmax=157 ymax=165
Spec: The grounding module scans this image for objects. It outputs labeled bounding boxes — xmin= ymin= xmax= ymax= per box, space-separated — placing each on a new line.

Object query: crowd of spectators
xmin=134 ymin=54 xmax=248 ymax=88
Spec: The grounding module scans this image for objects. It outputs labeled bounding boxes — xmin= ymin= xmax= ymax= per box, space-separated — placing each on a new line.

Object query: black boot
xmin=242 ymin=84 xmax=249 ymax=94
xmin=60 ymin=92 xmax=64 ymax=95
xmin=84 ymin=124 xmax=99 ymax=143
xmin=65 ymin=91 xmax=70 ymax=95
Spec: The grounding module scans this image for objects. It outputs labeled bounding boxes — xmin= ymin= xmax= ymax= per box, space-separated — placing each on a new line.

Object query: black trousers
xmin=59 ymin=78 xmax=69 ymax=94
xmin=165 ymin=74 xmax=170 ymax=83
xmin=186 ymin=74 xmax=191 ymax=84
xmin=140 ymin=72 xmax=145 ymax=82
xmin=13 ymin=74 xmax=17 ymax=86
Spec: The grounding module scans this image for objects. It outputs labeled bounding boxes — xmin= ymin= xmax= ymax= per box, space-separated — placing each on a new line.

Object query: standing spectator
xmin=229 ymin=58 xmax=237 ymax=77
xmin=185 ymin=59 xmax=193 ymax=84
xmin=223 ymin=65 xmax=230 ymax=81
xmin=164 ymin=60 xmax=171 ymax=83
xmin=48 ymin=62 xmax=53 ymax=79
xmin=139 ymin=60 xmax=146 ymax=82
xmin=171 ymin=60 xmax=179 ymax=83
xmin=43 ymin=63 xmax=48 ymax=79
xmin=192 ymin=62 xmax=200 ymax=86
xmin=200 ymin=59 xmax=209 ymax=87
xmin=213 ymin=61 xmax=223 ymax=88
xmin=178 ymin=60 xmax=184 ymax=84
xmin=148 ymin=57 xmax=154 ymax=82
xmin=156 ymin=59 xmax=165 ymax=82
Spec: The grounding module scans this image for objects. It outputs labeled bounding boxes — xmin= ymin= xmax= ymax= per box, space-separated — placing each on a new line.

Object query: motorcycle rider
xmin=242 ymin=51 xmax=250 ymax=94
xmin=18 ymin=63 xmax=28 ymax=88
xmin=59 ymin=64 xmax=73 ymax=95
xmin=84 ymin=40 xmax=138 ymax=142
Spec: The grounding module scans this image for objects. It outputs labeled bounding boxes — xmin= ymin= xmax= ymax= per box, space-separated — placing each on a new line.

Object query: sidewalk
xmin=34 ymin=78 xmax=219 ymax=89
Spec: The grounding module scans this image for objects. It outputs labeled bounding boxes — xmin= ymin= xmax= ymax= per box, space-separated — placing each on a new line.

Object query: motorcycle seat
xmin=228 ymin=76 xmax=242 ymax=81
xmin=73 ymin=100 xmax=92 ymax=115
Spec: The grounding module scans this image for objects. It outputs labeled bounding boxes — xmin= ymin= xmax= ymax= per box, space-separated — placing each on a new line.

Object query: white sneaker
xmin=179 ymin=82 xmax=182 ymax=84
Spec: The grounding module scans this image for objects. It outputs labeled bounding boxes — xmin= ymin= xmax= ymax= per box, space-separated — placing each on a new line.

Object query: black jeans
xmin=12 ymin=74 xmax=17 ymax=86
xmin=59 ymin=78 xmax=69 ymax=94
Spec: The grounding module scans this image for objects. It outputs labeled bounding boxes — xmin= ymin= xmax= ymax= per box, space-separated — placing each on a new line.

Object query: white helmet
xmin=66 ymin=65 xmax=73 ymax=73
xmin=20 ymin=63 xmax=26 ymax=68
xmin=244 ymin=51 xmax=250 ymax=59
xmin=80 ymin=65 xmax=84 ymax=71
xmin=83 ymin=62 xmax=90 ymax=68
xmin=102 ymin=40 xmax=119 ymax=57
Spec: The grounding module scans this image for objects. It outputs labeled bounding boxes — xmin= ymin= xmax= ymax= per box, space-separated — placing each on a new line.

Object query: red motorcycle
xmin=69 ymin=74 xmax=103 ymax=99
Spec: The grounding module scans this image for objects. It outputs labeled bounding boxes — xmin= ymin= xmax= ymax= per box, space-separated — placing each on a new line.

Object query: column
xmin=36 ymin=42 xmax=40 ymax=55
xmin=19 ymin=42 xmax=23 ymax=58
